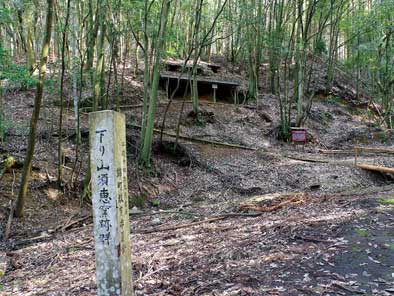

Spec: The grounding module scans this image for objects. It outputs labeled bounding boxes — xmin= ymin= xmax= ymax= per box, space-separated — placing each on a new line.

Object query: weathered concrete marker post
xmin=89 ymin=110 xmax=133 ymax=296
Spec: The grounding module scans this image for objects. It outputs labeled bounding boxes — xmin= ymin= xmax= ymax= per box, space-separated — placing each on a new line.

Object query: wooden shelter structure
xmin=159 ymin=60 xmax=241 ymax=104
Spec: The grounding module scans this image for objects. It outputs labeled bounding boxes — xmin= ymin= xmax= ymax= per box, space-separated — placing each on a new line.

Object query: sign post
xmin=291 ymin=128 xmax=307 ymax=145
xmin=89 ymin=110 xmax=133 ymax=296
xmin=212 ymin=83 xmax=218 ymax=103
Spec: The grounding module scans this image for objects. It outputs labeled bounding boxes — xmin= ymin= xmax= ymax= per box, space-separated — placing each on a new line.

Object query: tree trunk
xmin=140 ymin=0 xmax=171 ymax=166
xmin=93 ymin=19 xmax=106 ymax=111
xmin=57 ymin=0 xmax=71 ymax=187
xmin=191 ymin=0 xmax=203 ymax=114
xmin=26 ymin=4 xmax=35 ymax=73
xmin=0 ymin=87 xmax=3 ymax=143
xmin=16 ymin=0 xmax=55 ymax=218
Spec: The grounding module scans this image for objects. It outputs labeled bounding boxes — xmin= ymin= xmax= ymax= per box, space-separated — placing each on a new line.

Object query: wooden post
xmin=89 ymin=110 xmax=133 ymax=296
xmin=166 ymin=77 xmax=170 ymax=99
xmin=233 ymin=88 xmax=239 ymax=105
xmin=212 ymin=84 xmax=217 ymax=103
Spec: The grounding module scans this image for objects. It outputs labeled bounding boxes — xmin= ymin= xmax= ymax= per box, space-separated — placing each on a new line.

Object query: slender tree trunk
xmin=71 ymin=1 xmax=81 ymax=146
xmin=57 ymin=0 xmax=71 ymax=187
xmin=26 ymin=4 xmax=35 ymax=73
xmin=16 ymin=0 xmax=54 ymax=218
xmin=191 ymin=0 xmax=203 ymax=114
xmin=86 ymin=0 xmax=98 ymax=76
xmin=140 ymin=0 xmax=152 ymax=147
xmin=140 ymin=0 xmax=171 ymax=166
xmin=93 ymin=20 xmax=106 ymax=111
xmin=0 ymin=87 xmax=3 ymax=143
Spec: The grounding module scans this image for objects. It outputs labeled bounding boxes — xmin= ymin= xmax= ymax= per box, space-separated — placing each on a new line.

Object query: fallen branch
xmin=320 ymin=147 xmax=394 ymax=155
xmin=332 ymin=281 xmax=366 ymax=294
xmin=58 ymin=214 xmax=91 ymax=232
xmin=293 ymin=235 xmax=330 ymax=243
xmin=239 ymin=193 xmax=307 ymax=212
xmin=14 ymin=214 xmax=91 ymax=249
xmin=134 ymin=212 xmax=263 ymax=234
xmin=118 ymin=104 xmax=144 ymax=109
xmin=128 ymin=123 xmax=257 ymax=151
xmin=286 ymin=155 xmax=329 ymax=163
xmin=14 ymin=233 xmax=52 ymax=248
xmin=134 ymin=217 xmax=226 ymax=234
xmin=356 ymin=163 xmax=394 ymax=174
xmin=118 ymin=100 xmax=256 ymax=109
xmin=333 ymin=184 xmax=394 ymax=196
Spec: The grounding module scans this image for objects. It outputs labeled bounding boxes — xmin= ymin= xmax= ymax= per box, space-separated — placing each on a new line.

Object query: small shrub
xmin=321 ymin=111 xmax=334 ymax=126
xmin=325 ymin=96 xmax=343 ymax=106
xmin=377 ymin=131 xmax=387 ymax=143
xmin=0 ymin=116 xmax=30 ymax=142
xmin=378 ymin=198 xmax=394 ymax=205
xmin=355 ymin=228 xmax=369 ymax=237
xmin=278 ymin=123 xmax=291 ymax=142
xmin=131 ymin=195 xmax=146 ymax=208
xmin=0 ymin=47 xmax=37 ymax=90
xmin=314 ymin=38 xmax=327 ymax=55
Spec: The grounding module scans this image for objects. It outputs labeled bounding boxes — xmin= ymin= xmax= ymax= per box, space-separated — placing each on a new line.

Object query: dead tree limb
xmin=128 ymin=123 xmax=257 ymax=151
xmin=286 ymin=156 xmax=329 ymax=163
xmin=239 ymin=193 xmax=307 ymax=212
xmin=134 ymin=217 xmax=226 ymax=234
xmin=320 ymin=147 xmax=394 ymax=155
xmin=356 ymin=163 xmax=394 ymax=174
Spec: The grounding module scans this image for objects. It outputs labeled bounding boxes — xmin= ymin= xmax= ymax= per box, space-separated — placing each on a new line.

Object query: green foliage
xmin=131 ymin=194 xmax=146 ymax=208
xmin=377 ymin=131 xmax=387 ymax=143
xmin=320 ymin=111 xmax=334 ymax=126
xmin=355 ymin=228 xmax=369 ymax=237
xmin=192 ymin=196 xmax=206 ymax=203
xmin=383 ymin=243 xmax=394 ymax=251
xmin=44 ymin=75 xmax=59 ymax=94
xmin=341 ymin=1 xmax=394 ymax=128
xmin=0 ymin=47 xmax=36 ymax=90
xmin=0 ymin=114 xmax=30 ymax=142
xmin=150 ymin=199 xmax=160 ymax=207
xmin=278 ymin=123 xmax=291 ymax=142
xmin=324 ymin=96 xmax=343 ymax=106
xmin=314 ymin=38 xmax=327 ymax=55
xmin=0 ymin=7 xmax=11 ymax=25
xmin=378 ymin=198 xmax=394 ymax=205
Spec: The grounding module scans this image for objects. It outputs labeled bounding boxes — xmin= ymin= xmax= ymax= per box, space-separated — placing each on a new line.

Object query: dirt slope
xmin=1 ymin=61 xmax=394 ymax=295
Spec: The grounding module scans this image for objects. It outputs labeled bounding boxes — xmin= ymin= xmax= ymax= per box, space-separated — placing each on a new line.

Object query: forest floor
xmin=1 ymin=61 xmax=394 ymax=295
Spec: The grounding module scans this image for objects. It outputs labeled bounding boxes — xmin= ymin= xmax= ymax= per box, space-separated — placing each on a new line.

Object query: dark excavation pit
xmin=185 ymin=109 xmax=216 ymax=127
xmin=152 ymin=140 xmax=196 ymax=167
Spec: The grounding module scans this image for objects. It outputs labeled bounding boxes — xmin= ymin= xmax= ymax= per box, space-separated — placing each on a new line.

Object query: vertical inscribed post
xmin=89 ymin=110 xmax=133 ymax=296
